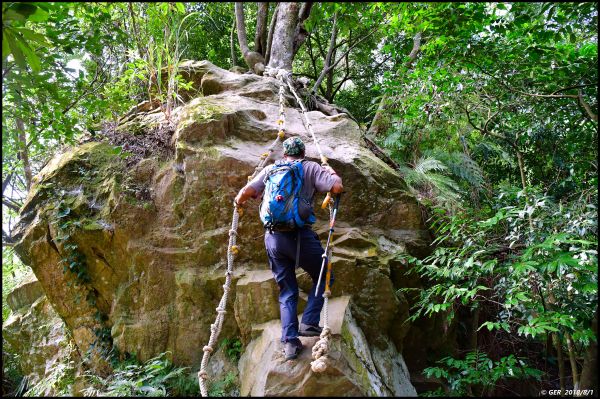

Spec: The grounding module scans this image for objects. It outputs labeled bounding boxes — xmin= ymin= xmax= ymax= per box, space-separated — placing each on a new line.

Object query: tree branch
xmin=310 ymin=30 xmax=327 ymax=60
xmin=471 ymin=60 xmax=597 ymax=122
xmin=230 ymin=18 xmax=237 ymax=68
xmin=128 ymin=3 xmax=145 ymax=58
xmin=331 ymin=53 xmax=351 ymax=101
xmin=3 ymin=197 xmax=22 ymax=213
xmin=264 ymin=3 xmax=278 ymax=65
xmin=578 ymin=89 xmax=598 ymax=122
xmin=2 ymin=227 xmax=16 ymax=246
xmin=235 ymin=3 xmax=251 ymax=57
xmin=2 ymin=173 xmax=13 ymax=196
xmin=311 ymin=12 xmax=338 ymax=94
xmin=306 ymin=36 xmax=319 ymax=79
xmin=254 ymin=2 xmax=269 ymax=55
xmin=311 ymin=22 xmax=381 ymax=95
xmin=292 ymin=2 xmax=313 ymax=58
xmin=366 ymin=32 xmax=421 ymax=137
xmin=551 ymin=83 xmax=597 ymax=95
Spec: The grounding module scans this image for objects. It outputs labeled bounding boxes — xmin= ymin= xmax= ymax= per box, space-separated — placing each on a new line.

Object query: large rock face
xmin=10 ymin=60 xmax=432 ymax=395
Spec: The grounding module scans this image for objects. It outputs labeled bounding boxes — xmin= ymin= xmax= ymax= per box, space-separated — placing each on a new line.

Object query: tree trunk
xmin=292 ymin=2 xmax=313 ymax=58
xmin=235 ymin=3 xmax=251 ymax=56
xmin=580 ymin=308 xmax=598 ymax=391
xmin=254 ymin=2 xmax=269 ymax=55
xmin=266 ymin=2 xmax=299 ymax=71
xmin=230 ymin=19 xmax=237 ymax=68
xmin=325 ymin=49 xmax=335 ymax=101
xmin=264 ymin=3 xmax=279 ymax=65
xmin=235 ymin=2 xmax=265 ymax=74
xmin=554 ymin=333 xmax=566 ymax=396
xmin=565 ymin=332 xmax=579 ymax=390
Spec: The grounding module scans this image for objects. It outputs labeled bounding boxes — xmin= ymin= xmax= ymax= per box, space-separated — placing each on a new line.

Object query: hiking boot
xmin=299 ymin=323 xmax=323 ymax=337
xmin=283 ymin=340 xmax=303 ymax=360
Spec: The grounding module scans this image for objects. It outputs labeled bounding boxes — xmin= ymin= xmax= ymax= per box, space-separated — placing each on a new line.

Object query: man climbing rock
xmin=234 ymin=137 xmax=344 ymax=360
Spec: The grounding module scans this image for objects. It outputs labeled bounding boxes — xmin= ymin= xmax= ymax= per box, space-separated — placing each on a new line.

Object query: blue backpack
xmin=259 ymin=160 xmax=315 ymax=229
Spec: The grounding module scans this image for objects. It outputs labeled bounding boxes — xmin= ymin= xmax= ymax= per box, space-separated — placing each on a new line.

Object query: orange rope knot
xmin=231 ymin=245 xmax=239 ymax=255
xmin=234 ymin=205 xmax=244 ymax=217
xmin=278 ymin=130 xmax=285 ymax=139
xmin=277 ymin=119 xmax=284 ymax=125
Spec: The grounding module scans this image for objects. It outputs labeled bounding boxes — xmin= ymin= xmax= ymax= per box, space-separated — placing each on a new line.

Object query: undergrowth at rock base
xmin=208 ymin=371 xmax=239 ymax=397
xmin=421 ymin=352 xmax=543 ymax=397
xmin=80 ymin=352 xmax=199 ymax=397
xmin=220 ymin=337 xmax=243 ymax=362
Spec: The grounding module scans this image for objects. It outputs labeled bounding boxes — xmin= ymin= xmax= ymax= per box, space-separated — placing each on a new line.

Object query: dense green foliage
xmin=2 ymin=2 xmax=597 ymax=396
xmin=80 ymin=352 xmax=198 ymax=397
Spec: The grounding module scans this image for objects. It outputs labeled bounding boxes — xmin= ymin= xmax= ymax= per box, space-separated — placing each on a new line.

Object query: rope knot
xmin=203 ymin=346 xmax=213 ymax=353
xmin=310 ymin=356 xmax=329 ymax=373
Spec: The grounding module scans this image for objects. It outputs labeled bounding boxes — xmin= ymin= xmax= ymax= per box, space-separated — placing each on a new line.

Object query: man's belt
xmin=266 ymin=225 xmax=296 ymax=232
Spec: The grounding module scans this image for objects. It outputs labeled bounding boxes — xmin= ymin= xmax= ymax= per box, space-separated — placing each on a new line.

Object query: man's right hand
xmin=323 ymin=165 xmax=343 ymax=193
xmin=235 ymin=185 xmax=259 ymax=207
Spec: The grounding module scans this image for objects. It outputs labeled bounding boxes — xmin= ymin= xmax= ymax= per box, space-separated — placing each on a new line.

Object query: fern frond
xmin=414 ymin=157 xmax=448 ymax=174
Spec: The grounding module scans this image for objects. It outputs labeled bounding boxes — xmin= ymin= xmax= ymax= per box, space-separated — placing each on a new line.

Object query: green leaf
xmin=2 ymin=32 xmax=10 ymax=60
xmin=27 ymin=6 xmax=50 ymax=22
xmin=515 ymin=292 xmax=529 ymax=302
xmin=3 ymin=9 xmax=28 ymax=22
xmin=17 ymin=39 xmax=41 ymax=72
xmin=6 ymin=32 xmax=27 ymax=69
xmin=14 ymin=27 xmax=51 ymax=47
xmin=13 ymin=3 xmax=38 ymax=19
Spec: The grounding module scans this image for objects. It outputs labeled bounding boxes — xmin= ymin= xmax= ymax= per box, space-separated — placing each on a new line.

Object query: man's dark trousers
xmin=265 ymin=227 xmax=334 ymax=343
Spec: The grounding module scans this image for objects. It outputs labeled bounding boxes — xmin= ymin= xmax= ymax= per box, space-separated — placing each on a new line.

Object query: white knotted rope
xmin=310 ymin=203 xmax=334 ymax=373
xmin=198 ymin=71 xmax=288 ymax=397
xmin=268 ymin=66 xmax=336 ymax=374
